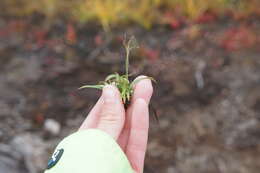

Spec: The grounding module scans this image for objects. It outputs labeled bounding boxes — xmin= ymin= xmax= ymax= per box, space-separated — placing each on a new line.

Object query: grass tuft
xmin=79 ymin=36 xmax=155 ymax=107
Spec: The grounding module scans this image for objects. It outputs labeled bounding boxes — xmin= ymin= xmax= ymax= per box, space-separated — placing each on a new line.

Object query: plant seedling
xmin=79 ymin=36 xmax=155 ymax=109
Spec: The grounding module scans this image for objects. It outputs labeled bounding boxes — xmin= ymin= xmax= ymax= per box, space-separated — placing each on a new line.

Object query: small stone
xmin=10 ymin=134 xmax=48 ymax=173
xmin=160 ymin=119 xmax=170 ymax=129
xmin=44 ymin=119 xmax=61 ymax=136
xmin=167 ymin=166 xmax=178 ymax=173
xmin=0 ymin=144 xmax=25 ymax=173
xmin=0 ymin=130 xmax=3 ymax=138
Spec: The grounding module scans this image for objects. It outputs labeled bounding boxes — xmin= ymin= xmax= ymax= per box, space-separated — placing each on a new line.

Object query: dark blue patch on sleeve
xmin=47 ymin=148 xmax=64 ymax=169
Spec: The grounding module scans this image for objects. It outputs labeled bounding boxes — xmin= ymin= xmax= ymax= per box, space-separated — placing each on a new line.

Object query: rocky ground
xmin=0 ymin=15 xmax=260 ymax=173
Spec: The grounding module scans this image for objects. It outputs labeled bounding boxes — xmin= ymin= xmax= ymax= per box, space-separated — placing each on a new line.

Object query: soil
xmin=0 ymin=15 xmax=260 ymax=173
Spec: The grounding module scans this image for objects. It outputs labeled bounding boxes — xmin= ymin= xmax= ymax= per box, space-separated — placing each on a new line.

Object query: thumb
xmin=97 ymin=85 xmax=125 ymax=140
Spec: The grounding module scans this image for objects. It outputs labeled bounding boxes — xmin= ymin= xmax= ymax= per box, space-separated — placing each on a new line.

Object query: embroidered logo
xmin=47 ymin=148 xmax=64 ymax=169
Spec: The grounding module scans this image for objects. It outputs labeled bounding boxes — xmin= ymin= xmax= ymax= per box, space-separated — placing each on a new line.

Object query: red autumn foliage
xmin=34 ymin=30 xmax=48 ymax=48
xmin=46 ymin=39 xmax=62 ymax=49
xmin=0 ymin=27 xmax=9 ymax=37
xmin=196 ymin=11 xmax=217 ymax=24
xmin=94 ymin=34 xmax=104 ymax=46
xmin=164 ymin=12 xmax=182 ymax=29
xmin=8 ymin=20 xmax=27 ymax=33
xmin=34 ymin=113 xmax=45 ymax=125
xmin=115 ymin=35 xmax=124 ymax=43
xmin=0 ymin=20 xmax=27 ymax=37
xmin=170 ymin=20 xmax=181 ymax=29
xmin=221 ymin=26 xmax=256 ymax=51
xmin=66 ymin=23 xmax=77 ymax=44
xmin=210 ymin=57 xmax=225 ymax=69
xmin=141 ymin=47 xmax=160 ymax=61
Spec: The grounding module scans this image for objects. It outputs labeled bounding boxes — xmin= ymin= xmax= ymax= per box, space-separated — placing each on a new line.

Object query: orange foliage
xmin=221 ymin=27 xmax=256 ymax=51
xmin=66 ymin=23 xmax=77 ymax=45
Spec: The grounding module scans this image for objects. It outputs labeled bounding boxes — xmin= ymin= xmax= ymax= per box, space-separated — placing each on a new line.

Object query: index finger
xmin=126 ymin=98 xmax=149 ymax=173
xmin=117 ymin=76 xmax=153 ymax=150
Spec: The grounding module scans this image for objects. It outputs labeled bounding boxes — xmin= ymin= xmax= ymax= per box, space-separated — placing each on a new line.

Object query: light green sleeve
xmin=44 ymin=129 xmax=133 ymax=173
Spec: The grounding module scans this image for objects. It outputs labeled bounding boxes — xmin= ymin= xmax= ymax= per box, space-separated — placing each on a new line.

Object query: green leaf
xmin=78 ymin=85 xmax=104 ymax=90
xmin=128 ymin=36 xmax=139 ymax=50
xmin=78 ymin=36 xmax=155 ymax=108
xmin=105 ymin=73 xmax=118 ymax=82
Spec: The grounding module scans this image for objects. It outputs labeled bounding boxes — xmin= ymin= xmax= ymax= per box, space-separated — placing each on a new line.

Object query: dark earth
xmin=0 ymin=15 xmax=260 ymax=173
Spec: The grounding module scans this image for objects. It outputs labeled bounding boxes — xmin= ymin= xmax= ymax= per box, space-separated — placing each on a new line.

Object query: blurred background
xmin=0 ymin=0 xmax=260 ymax=173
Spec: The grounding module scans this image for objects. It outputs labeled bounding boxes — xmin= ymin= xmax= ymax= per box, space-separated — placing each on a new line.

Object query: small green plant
xmin=79 ymin=36 xmax=155 ymax=108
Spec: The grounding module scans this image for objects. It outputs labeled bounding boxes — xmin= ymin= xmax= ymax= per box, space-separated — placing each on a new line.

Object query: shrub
xmin=1 ymin=0 xmax=259 ymax=29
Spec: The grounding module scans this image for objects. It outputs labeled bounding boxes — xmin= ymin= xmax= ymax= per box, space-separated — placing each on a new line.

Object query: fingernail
xmin=103 ymin=85 xmax=116 ymax=103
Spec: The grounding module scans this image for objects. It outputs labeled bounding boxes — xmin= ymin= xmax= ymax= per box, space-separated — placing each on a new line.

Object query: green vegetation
xmin=1 ymin=0 xmax=259 ymax=29
xmin=79 ymin=36 xmax=154 ymax=107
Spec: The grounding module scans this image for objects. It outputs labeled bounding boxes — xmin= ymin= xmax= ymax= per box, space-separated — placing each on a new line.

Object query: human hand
xmin=79 ymin=76 xmax=153 ymax=173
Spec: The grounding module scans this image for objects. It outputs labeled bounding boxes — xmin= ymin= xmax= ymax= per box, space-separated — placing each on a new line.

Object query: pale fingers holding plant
xmin=44 ymin=36 xmax=154 ymax=173
xmin=79 ymin=76 xmax=153 ymax=173
xmin=79 ymin=84 xmax=125 ymax=140
xmin=124 ymin=79 xmax=152 ymax=173
xmin=78 ymin=36 xmax=155 ymax=173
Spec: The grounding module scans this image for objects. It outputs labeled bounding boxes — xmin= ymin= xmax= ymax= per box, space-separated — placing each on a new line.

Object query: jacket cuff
xmin=44 ymin=129 xmax=133 ymax=173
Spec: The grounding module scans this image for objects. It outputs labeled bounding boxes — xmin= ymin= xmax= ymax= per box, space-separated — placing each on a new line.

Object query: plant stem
xmin=125 ymin=45 xmax=129 ymax=79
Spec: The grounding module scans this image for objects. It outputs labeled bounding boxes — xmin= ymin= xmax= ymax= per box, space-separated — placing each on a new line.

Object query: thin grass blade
xmin=78 ymin=85 xmax=104 ymax=90
xmin=105 ymin=73 xmax=118 ymax=82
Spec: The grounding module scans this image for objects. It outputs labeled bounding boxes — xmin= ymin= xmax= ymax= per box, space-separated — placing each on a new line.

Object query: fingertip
xmin=97 ymin=85 xmax=125 ymax=139
xmin=103 ymin=84 xmax=120 ymax=95
xmin=134 ymin=76 xmax=153 ymax=93
xmin=102 ymin=84 xmax=122 ymax=101
xmin=134 ymin=75 xmax=153 ymax=87
xmin=132 ymin=76 xmax=153 ymax=104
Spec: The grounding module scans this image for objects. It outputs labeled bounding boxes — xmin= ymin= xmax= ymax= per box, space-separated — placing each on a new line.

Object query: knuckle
xmin=100 ymin=109 xmax=121 ymax=123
